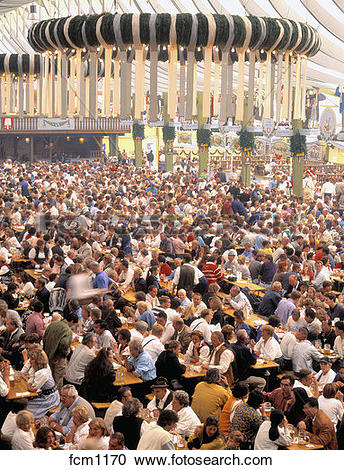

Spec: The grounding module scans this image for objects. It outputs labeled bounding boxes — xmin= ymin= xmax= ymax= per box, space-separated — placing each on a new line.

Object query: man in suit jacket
xmin=171 ymin=318 xmax=192 ymax=354
xmin=299 ymin=397 xmax=338 ymax=449
xmin=0 ymin=317 xmax=24 ymax=367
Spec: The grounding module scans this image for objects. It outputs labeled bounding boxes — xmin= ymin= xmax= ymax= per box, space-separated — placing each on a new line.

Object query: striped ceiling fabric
xmin=0 ymin=0 xmax=343 ymax=88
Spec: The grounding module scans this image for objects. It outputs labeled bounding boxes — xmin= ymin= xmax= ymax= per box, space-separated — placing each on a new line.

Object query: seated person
xmin=147 ymin=377 xmax=173 ymax=416
xmin=253 ymin=325 xmax=282 ymax=362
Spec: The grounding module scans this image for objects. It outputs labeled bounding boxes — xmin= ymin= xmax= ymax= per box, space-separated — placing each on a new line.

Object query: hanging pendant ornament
xmin=149 ymin=13 xmax=158 ymax=122
xmin=185 ymin=14 xmax=198 ymax=121
xmin=132 ymin=13 xmax=145 ymax=120
xmin=168 ymin=14 xmax=178 ymax=120
xmin=220 ymin=14 xmax=234 ymax=125
xmin=235 ymin=16 xmax=251 ymax=124
xmin=202 ymin=14 xmax=216 ymax=119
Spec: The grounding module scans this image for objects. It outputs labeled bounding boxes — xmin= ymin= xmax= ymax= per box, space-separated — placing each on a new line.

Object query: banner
xmin=37 ymin=118 xmax=75 ymax=130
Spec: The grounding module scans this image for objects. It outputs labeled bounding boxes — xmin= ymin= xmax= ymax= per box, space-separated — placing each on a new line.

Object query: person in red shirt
xmin=158 ymin=254 xmax=172 ymax=277
xmin=202 ymin=254 xmax=224 ymax=285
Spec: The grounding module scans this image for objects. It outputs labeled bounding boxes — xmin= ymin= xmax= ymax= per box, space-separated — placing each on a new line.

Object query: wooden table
xmin=122 ymin=290 xmax=137 ymax=303
xmin=24 ymin=269 xmax=43 ymax=280
xmin=251 ymin=360 xmax=279 ymax=370
xmin=287 ymin=442 xmax=323 ymax=450
xmin=114 ymin=365 xmax=143 ymax=386
xmin=223 ymin=307 xmax=267 ymax=330
xmin=223 ymin=279 xmax=266 ymax=293
xmin=182 ymin=366 xmax=207 ymax=379
xmin=7 ymin=377 xmax=38 ymax=400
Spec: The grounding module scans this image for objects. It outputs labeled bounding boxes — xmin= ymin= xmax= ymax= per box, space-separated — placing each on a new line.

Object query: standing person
xmin=173 ymin=253 xmax=198 ymax=298
xmin=65 ymin=333 xmax=97 ymax=390
xmin=43 ymin=311 xmax=78 ymax=390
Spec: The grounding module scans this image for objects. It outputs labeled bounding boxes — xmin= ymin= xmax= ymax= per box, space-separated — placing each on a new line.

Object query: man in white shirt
xmin=293 ymin=369 xmax=319 ymax=398
xmin=225 ymin=286 xmax=252 ymax=316
xmin=104 ymin=386 xmax=132 ymax=432
xmin=147 ymin=378 xmax=173 ymax=415
xmin=314 ymin=358 xmax=336 ymax=389
xmin=0 ymin=360 xmax=10 ymax=398
xmin=117 ymin=259 xmax=134 ymax=291
xmin=94 ymin=320 xmax=116 ymax=349
xmin=146 ymin=285 xmax=160 ymax=309
xmin=190 ymin=309 xmax=213 ymax=345
xmin=142 ymin=323 xmax=165 ymax=363
xmin=172 ymin=390 xmax=201 ymax=437
xmin=185 ymin=292 xmax=207 ymax=318
xmin=204 ymin=331 xmax=234 ymax=375
xmin=156 ymin=311 xmax=175 ymax=344
xmin=280 ymin=331 xmax=297 ymax=370
xmin=130 ymin=321 xmax=148 ymax=342
xmin=334 ymin=321 xmax=344 ymax=357
xmin=291 ymin=328 xmax=323 ymax=373
xmin=312 ymin=260 xmax=330 ymax=289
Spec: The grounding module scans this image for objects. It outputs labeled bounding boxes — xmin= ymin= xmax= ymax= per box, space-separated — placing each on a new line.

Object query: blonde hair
xmin=29 ymin=349 xmax=48 ymax=370
xmin=89 ymin=418 xmax=108 ymax=436
xmin=72 ymin=405 xmax=90 ymax=424
xmin=16 ymin=410 xmax=34 ymax=429
xmin=136 ymin=301 xmax=149 ymax=311
xmin=261 ymin=325 xmax=274 ymax=337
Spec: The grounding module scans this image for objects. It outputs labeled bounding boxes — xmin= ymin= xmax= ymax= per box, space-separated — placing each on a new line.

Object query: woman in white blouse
xmin=64 ymin=405 xmax=91 ymax=449
xmin=318 ymin=383 xmax=344 ymax=427
xmin=11 ymin=410 xmax=35 ymax=450
xmin=254 ymin=325 xmax=282 ymax=362
xmin=184 ymin=331 xmax=210 ymax=366
xmin=254 ymin=409 xmax=292 ymax=450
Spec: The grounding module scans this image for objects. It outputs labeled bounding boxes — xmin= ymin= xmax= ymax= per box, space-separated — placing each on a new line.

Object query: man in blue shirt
xmin=91 ymin=261 xmax=114 ymax=290
xmin=127 ymin=340 xmax=156 ymax=382
xmin=257 ymin=281 xmax=282 ymax=317
xmin=18 ymin=177 xmax=30 ymax=198
xmin=137 ymin=301 xmax=156 ymax=331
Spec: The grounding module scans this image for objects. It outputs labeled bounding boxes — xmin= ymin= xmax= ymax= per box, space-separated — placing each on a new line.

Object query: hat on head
xmin=320 ymin=357 xmax=332 ymax=364
xmin=151 ymin=377 xmax=169 ymax=389
xmin=228 ymin=249 xmax=237 ymax=256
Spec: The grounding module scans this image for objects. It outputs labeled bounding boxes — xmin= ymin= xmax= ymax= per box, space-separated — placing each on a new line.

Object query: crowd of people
xmin=0 ymin=156 xmax=344 ymax=451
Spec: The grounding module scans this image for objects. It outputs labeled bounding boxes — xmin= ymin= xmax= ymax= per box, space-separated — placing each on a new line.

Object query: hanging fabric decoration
xmin=68 ymin=53 xmax=76 ymax=116
xmin=75 ymin=49 xmax=83 ymax=116
xmin=300 ymin=56 xmax=307 ymax=122
xmin=275 ymin=52 xmax=283 ymax=122
xmin=4 ymin=55 xmax=11 ymax=114
xmin=185 ymin=14 xmax=198 ymax=121
xmin=235 ymin=16 xmax=252 ymax=123
xmin=17 ymin=55 xmax=23 ymax=117
xmin=263 ymin=20 xmax=284 ymax=120
xmin=293 ymin=54 xmax=302 ymax=120
xmin=281 ymin=52 xmax=289 ymax=121
xmin=55 ymin=51 xmax=61 ymax=116
xmin=96 ymin=14 xmax=111 ymax=117
xmin=220 ymin=14 xmax=234 ymax=124
xmin=203 ymin=14 xmax=216 ymax=119
xmin=149 ymin=14 xmax=158 ymax=122
xmin=112 ymin=48 xmax=120 ymax=116
xmin=179 ymin=46 xmax=186 ymax=119
xmin=133 ymin=13 xmax=145 ymax=120
xmin=213 ymin=47 xmax=220 ymax=119
xmin=28 ymin=54 xmax=35 ymax=115
xmin=37 ymin=55 xmax=43 ymax=116
xmin=113 ymin=13 xmax=130 ymax=119
xmin=168 ymin=14 xmax=178 ymax=120
xmin=248 ymin=17 xmax=266 ymax=122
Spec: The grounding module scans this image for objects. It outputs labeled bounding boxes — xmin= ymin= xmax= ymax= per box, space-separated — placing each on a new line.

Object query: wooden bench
xmin=91 ymin=402 xmax=111 ymax=417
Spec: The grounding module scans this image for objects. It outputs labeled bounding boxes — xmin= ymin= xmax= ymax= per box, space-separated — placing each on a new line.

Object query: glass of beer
xmin=263 ymin=402 xmax=271 ymax=419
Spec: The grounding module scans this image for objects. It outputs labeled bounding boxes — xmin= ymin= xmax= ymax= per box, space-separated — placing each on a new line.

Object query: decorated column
xmin=197 ymin=91 xmax=211 ymax=177
xmin=291 ymin=119 xmax=305 ymax=198
xmin=132 ymin=122 xmax=144 ymax=168
xmin=239 ymin=129 xmax=255 ymax=187
xmin=163 ymin=92 xmax=175 ymax=173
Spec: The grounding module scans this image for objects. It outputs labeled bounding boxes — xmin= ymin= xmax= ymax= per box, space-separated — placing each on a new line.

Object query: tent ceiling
xmin=0 ymin=0 xmax=343 ymax=88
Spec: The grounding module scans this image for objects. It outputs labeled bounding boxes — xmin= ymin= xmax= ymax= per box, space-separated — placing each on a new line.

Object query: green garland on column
xmin=238 ymin=129 xmax=255 ymax=153
xmin=163 ymin=125 xmax=175 ymax=143
xmin=132 ymin=122 xmax=145 ymax=140
xmin=290 ymin=132 xmax=307 ymax=157
xmin=197 ymin=128 xmax=212 ymax=147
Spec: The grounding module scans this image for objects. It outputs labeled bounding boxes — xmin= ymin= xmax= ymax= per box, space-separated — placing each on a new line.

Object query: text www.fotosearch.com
xmin=68 ymin=453 xmax=273 ymax=467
